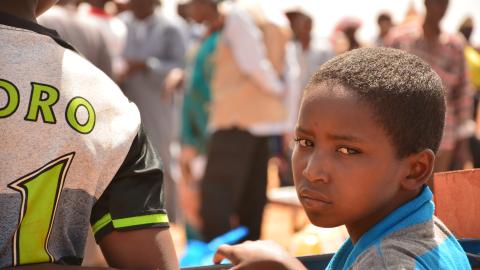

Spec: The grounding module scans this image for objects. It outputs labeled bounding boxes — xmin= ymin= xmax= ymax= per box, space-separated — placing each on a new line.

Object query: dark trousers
xmin=200 ymin=128 xmax=269 ymax=242
xmin=471 ymin=91 xmax=480 ymax=168
xmin=268 ymin=135 xmax=294 ymax=186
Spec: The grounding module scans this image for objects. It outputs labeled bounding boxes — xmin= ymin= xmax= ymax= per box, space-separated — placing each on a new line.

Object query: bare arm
xmin=99 ymin=227 xmax=178 ymax=270
xmin=5 ymin=228 xmax=178 ymax=270
xmin=89 ymin=126 xmax=179 ymax=269
xmin=223 ymin=8 xmax=285 ymax=97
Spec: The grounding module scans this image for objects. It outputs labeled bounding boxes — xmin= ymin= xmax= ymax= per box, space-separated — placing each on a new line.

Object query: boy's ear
xmin=401 ymin=149 xmax=435 ymax=190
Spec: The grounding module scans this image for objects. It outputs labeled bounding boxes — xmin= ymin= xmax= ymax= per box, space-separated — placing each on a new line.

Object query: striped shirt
xmin=386 ymin=24 xmax=474 ymax=151
xmin=326 ymin=187 xmax=470 ymax=269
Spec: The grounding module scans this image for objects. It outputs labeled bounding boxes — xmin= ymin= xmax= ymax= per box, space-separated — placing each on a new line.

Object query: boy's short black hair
xmin=306 ymin=47 xmax=445 ymax=158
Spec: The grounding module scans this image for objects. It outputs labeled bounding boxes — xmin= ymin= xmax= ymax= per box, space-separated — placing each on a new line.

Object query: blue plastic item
xmin=180 ymin=226 xmax=249 ymax=267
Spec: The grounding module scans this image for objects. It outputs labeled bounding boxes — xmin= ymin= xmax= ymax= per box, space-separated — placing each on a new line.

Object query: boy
xmin=0 ymin=1 xmax=178 ymax=269
xmin=196 ymin=0 xmax=292 ymax=242
xmin=213 ymin=48 xmax=470 ymax=269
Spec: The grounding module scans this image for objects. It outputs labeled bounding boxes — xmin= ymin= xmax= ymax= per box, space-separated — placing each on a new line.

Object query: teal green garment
xmin=181 ymin=31 xmax=219 ymax=154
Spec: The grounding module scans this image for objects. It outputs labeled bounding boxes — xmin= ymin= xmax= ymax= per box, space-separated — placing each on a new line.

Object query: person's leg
xmin=236 ymin=136 xmax=269 ymax=241
xmin=470 ymin=91 xmax=480 ymax=167
xmin=470 ymin=136 xmax=480 ymax=167
xmin=267 ymin=135 xmax=293 ymax=186
xmin=200 ymin=129 xmax=256 ymax=241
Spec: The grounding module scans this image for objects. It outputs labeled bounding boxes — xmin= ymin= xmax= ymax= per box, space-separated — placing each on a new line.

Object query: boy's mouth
xmin=299 ymin=189 xmax=333 ymax=205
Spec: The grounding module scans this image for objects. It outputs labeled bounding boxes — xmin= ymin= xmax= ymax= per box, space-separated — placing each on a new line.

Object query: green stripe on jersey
xmin=112 ymin=213 xmax=169 ymax=229
xmin=92 ymin=213 xmax=112 ymax=234
xmin=92 ymin=213 xmax=168 ymax=234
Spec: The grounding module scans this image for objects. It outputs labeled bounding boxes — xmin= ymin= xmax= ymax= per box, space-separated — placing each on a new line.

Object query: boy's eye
xmin=337 ymin=147 xmax=360 ymax=155
xmin=294 ymin=137 xmax=314 ymax=148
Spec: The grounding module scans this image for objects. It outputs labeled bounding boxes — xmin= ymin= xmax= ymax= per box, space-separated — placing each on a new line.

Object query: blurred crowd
xmin=38 ymin=0 xmax=480 ymax=243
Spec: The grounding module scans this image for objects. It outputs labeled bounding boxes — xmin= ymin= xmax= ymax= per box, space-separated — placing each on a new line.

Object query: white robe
xmin=120 ymin=11 xmax=186 ymax=221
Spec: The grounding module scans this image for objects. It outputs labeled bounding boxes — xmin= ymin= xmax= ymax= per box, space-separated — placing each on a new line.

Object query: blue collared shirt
xmin=326 ymin=187 xmax=470 ymax=269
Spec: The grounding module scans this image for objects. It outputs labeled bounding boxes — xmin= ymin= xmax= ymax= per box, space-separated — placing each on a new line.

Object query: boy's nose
xmin=302 ymin=152 xmax=330 ymax=183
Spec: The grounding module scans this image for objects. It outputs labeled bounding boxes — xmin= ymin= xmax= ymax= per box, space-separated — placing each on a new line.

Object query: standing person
xmin=288 ymin=11 xmax=334 ymax=88
xmin=286 ymin=10 xmax=333 ymax=148
xmin=178 ymin=0 xmax=223 ymax=238
xmin=38 ymin=0 xmax=113 ymax=77
xmin=387 ymin=0 xmax=475 ymax=173
xmin=213 ymin=47 xmax=470 ymax=270
xmin=375 ymin=12 xmax=393 ymax=47
xmin=277 ymin=10 xmax=334 ymax=187
xmin=331 ymin=17 xmax=362 ymax=55
xmin=174 ymin=1 xmax=205 ymax=50
xmin=78 ymin=0 xmax=127 ymax=79
xmin=0 ymin=0 xmax=178 ymax=269
xmin=118 ymin=0 xmax=186 ymax=222
xmin=458 ymin=17 xmax=480 ymax=168
xmin=199 ymin=0 xmax=292 ymax=241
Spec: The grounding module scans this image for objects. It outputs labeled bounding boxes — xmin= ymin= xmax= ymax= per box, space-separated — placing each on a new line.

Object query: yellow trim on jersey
xmin=112 ymin=213 xmax=169 ymax=229
xmin=92 ymin=213 xmax=168 ymax=234
xmin=92 ymin=213 xmax=112 ymax=234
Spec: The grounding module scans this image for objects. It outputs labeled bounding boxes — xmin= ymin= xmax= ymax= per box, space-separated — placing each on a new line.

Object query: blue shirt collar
xmin=327 ymin=186 xmax=434 ymax=269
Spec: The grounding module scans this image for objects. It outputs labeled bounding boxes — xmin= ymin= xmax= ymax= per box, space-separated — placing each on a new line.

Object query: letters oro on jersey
xmin=0 ymin=79 xmax=96 ymax=134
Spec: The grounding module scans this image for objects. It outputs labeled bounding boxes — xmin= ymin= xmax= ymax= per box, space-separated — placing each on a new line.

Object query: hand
xmin=179 ymin=178 xmax=202 ymax=230
xmin=213 ymin=240 xmax=306 ymax=270
xmin=179 ymin=146 xmax=198 ymax=181
xmin=116 ymin=59 xmax=147 ymax=84
xmin=163 ymin=68 xmax=185 ymax=100
xmin=125 ymin=59 xmax=147 ymax=75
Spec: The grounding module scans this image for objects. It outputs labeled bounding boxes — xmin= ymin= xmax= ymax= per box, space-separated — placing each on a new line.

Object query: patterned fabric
xmin=326 ymin=187 xmax=470 ymax=269
xmin=386 ymin=24 xmax=474 ymax=151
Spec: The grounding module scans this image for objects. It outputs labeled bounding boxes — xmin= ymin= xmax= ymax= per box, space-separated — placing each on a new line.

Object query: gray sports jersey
xmin=0 ymin=12 xmax=168 ymax=267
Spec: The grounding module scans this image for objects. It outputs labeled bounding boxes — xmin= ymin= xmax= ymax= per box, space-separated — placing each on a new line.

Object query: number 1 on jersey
xmin=8 ymin=153 xmax=74 ymax=265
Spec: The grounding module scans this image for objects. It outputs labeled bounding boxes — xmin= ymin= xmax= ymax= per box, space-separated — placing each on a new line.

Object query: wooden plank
xmin=433 ymin=169 xmax=480 ymax=239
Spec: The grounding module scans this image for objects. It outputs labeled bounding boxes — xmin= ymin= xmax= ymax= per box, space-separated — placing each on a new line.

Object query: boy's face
xmin=292 ymin=84 xmax=409 ymax=238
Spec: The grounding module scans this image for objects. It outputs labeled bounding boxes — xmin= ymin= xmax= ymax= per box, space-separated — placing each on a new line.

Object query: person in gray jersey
xmin=0 ymin=0 xmax=178 ymax=269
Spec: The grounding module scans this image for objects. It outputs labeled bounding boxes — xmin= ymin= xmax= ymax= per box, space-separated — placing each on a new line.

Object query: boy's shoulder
xmin=352 ymin=217 xmax=469 ymax=269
